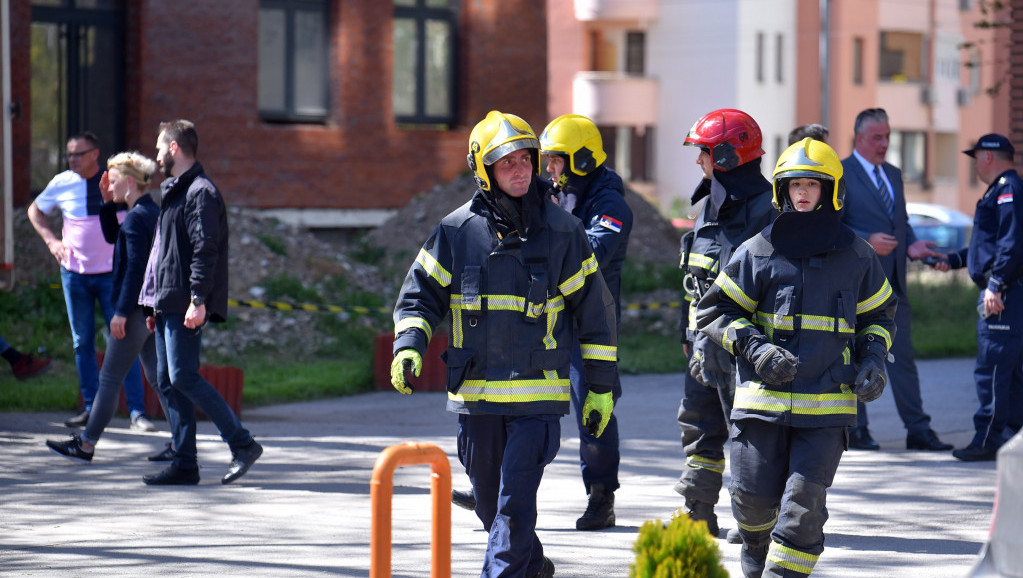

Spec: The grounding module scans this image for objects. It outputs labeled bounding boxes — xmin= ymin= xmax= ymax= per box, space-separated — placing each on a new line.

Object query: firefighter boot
xmin=576 ymin=483 xmax=615 ymax=531
xmin=740 ymin=542 xmax=768 ymax=578
xmin=673 ymin=499 xmax=719 ymax=537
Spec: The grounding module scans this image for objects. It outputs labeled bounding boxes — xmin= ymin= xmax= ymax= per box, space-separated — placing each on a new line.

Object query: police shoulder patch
xmin=997 ymin=192 xmax=1013 ymax=205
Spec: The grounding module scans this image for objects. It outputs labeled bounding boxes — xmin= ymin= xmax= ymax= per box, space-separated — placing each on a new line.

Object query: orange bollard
xmin=370 ymin=442 xmax=452 ymax=578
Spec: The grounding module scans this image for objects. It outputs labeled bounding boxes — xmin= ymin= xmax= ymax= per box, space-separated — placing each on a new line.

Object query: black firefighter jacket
xmin=695 ymin=233 xmax=897 ymax=428
xmin=392 ymin=181 xmax=619 ymax=417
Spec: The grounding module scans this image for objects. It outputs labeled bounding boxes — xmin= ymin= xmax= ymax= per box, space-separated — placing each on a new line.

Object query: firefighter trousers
xmin=730 ymin=420 xmax=845 ymax=577
xmin=457 ymin=413 xmax=561 ymax=578
xmin=569 ymin=344 xmax=622 ymax=493
xmin=674 ymin=367 xmax=735 ymax=505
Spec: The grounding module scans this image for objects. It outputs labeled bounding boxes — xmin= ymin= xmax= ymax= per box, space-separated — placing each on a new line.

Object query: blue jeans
xmin=60 ymin=267 xmax=145 ymax=414
xmin=82 ymin=308 xmax=163 ymax=446
xmin=155 ymin=313 xmax=252 ymax=470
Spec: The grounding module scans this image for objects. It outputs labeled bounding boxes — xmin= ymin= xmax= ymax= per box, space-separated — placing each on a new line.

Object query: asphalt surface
xmin=0 ymin=357 xmax=997 ymax=577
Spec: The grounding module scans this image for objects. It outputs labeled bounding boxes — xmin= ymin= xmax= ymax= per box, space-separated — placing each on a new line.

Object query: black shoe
xmin=672 ymin=499 xmax=719 ymax=537
xmin=143 ymin=463 xmax=200 ymax=486
xmin=148 ymin=442 xmax=176 ymax=462
xmin=848 ymin=426 xmax=880 ymax=450
xmin=452 ymin=488 xmax=476 ymax=511
xmin=952 ymin=444 xmax=998 ymax=462
xmin=64 ymin=409 xmax=90 ymax=428
xmin=530 ymin=556 xmax=555 ymax=578
xmin=46 ymin=434 xmax=93 ymax=464
xmin=906 ymin=429 xmax=953 ymax=451
xmin=576 ymin=483 xmax=615 ymax=531
xmin=725 ymin=527 xmax=743 ymax=544
xmin=222 ymin=440 xmax=263 ymax=484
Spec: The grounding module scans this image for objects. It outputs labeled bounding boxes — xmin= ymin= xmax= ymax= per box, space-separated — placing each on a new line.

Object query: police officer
xmin=391 ymin=111 xmax=619 ymax=578
xmin=940 ymin=134 xmax=1023 ymax=461
xmin=539 ymin=113 xmax=632 ymax=531
xmin=696 ymin=138 xmax=897 ymax=577
xmin=674 ymin=109 xmax=776 ymax=538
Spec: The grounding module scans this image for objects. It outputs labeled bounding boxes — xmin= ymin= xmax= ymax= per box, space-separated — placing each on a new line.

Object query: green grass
xmin=907 ymin=272 xmax=978 ymax=358
xmin=618 ymin=331 xmax=685 ymax=374
xmin=241 ymin=358 xmax=373 ymax=406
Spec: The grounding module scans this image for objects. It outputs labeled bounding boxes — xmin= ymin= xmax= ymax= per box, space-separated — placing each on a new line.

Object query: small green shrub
xmin=631 ymin=516 xmax=729 ymax=578
xmin=257 ymin=233 xmax=287 ymax=256
xmin=261 ymin=274 xmax=323 ymax=304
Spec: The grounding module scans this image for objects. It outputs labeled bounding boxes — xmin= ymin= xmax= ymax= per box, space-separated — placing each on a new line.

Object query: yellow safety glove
xmin=582 ymin=390 xmax=614 ymax=438
xmin=390 ymin=349 xmax=422 ymax=395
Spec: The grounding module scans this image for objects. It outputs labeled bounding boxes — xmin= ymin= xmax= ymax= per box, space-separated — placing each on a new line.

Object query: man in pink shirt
xmin=28 ymin=132 xmax=152 ymax=431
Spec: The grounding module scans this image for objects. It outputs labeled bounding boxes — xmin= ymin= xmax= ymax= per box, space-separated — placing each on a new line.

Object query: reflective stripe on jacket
xmin=393 ymin=185 xmax=618 ymax=416
xmin=696 ymin=233 xmax=897 ymax=428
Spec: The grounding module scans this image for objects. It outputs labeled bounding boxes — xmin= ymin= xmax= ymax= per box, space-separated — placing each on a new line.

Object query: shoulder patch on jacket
xmin=997 ymin=191 xmax=1013 ymax=205
xmin=598 ymin=215 xmax=623 ymax=233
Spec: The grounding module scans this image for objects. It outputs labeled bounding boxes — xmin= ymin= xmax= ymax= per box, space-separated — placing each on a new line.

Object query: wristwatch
xmin=190 ymin=294 xmax=205 ymax=307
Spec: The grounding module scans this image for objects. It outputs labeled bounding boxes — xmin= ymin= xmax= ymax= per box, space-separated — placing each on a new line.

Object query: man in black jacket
xmin=141 ymin=119 xmax=263 ymax=486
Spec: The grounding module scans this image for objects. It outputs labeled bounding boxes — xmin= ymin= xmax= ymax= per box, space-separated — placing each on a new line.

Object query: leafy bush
xmin=257 ymin=233 xmax=287 ymax=257
xmin=631 ymin=516 xmax=729 ymax=578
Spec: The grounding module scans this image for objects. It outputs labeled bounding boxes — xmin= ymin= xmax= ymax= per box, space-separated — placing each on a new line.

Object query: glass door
xmin=30 ymin=0 xmax=123 ymax=192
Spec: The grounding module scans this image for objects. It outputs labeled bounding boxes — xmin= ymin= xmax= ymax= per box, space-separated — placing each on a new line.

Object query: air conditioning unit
xmin=957 ymin=87 xmax=972 ymax=107
xmin=920 ymin=85 xmax=937 ymax=105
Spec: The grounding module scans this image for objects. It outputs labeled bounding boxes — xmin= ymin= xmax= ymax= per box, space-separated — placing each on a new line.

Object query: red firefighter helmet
xmin=683 ymin=109 xmax=765 ymax=171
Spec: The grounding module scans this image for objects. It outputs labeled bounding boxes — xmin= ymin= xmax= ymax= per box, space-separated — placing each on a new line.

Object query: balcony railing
xmin=574 ymin=0 xmax=659 ymax=22
xmin=573 ymin=72 xmax=658 ymax=126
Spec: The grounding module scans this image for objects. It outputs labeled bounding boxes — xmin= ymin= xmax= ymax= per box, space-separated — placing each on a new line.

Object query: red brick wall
xmin=11 ymin=0 xmax=548 ymax=211
xmin=1012 ymin=0 xmax=1023 ymax=157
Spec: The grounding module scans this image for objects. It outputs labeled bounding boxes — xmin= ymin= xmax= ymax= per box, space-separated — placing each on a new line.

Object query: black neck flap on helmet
xmin=766 ymin=208 xmax=854 ymax=259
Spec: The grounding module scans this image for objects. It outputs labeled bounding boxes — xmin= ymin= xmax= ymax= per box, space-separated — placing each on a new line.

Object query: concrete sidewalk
xmin=0 ymin=357 xmax=996 ymax=577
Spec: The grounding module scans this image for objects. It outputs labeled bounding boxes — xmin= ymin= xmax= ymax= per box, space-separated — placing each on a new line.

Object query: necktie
xmin=873 ymin=165 xmax=893 ymax=214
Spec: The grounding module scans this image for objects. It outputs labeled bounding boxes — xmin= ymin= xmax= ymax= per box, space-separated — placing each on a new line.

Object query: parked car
xmin=906 ymin=202 xmax=973 ymax=255
xmin=967 ymin=430 xmax=1023 ymax=577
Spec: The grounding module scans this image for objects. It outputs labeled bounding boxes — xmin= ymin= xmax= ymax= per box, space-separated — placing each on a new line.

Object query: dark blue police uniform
xmin=949 ymin=168 xmax=1023 ymax=451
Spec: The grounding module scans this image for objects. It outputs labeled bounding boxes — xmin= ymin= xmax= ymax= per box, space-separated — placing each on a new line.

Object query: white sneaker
xmin=131 ymin=415 xmax=158 ymax=433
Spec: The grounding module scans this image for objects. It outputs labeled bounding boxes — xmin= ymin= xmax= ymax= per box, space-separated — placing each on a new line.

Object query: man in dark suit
xmin=840 ymin=108 xmax=953 ymax=452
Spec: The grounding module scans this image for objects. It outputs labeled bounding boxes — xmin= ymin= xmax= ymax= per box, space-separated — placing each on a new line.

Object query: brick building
xmin=5 ymin=0 xmax=548 ymax=228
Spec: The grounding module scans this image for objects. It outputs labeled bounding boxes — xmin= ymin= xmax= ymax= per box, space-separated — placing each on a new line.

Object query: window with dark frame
xmin=853 ymin=37 xmax=864 ymax=85
xmin=393 ymin=0 xmax=457 ymax=126
xmin=879 ymin=30 xmax=925 ymax=82
xmin=756 ymin=31 xmax=764 ymax=83
xmin=625 ymin=31 xmax=645 ymax=75
xmin=890 ymin=130 xmax=927 ymax=184
xmin=775 ymin=33 xmax=783 ymax=83
xmin=258 ymin=0 xmax=329 ymax=123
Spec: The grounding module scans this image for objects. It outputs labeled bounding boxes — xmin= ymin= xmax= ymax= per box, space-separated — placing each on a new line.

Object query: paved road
xmin=0 ymin=357 xmax=995 ymax=577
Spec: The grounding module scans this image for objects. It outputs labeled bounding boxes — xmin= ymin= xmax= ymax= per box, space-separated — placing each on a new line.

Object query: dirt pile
xmin=366 ymin=175 xmax=680 ymax=267
xmin=10 ymin=175 xmax=681 ymax=359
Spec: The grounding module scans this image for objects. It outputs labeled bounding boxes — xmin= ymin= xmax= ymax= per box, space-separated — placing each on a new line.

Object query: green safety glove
xmin=390 ymin=349 xmax=422 ymax=395
xmin=854 ymin=357 xmax=887 ymax=403
xmin=582 ymin=390 xmax=614 ymax=438
xmin=741 ymin=335 xmax=798 ymax=384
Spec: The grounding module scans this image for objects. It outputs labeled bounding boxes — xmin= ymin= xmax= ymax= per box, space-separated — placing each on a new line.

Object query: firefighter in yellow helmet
xmin=391 ymin=110 xmax=619 ymax=578
xmin=695 ymin=138 xmax=897 ymax=577
xmin=538 ymin=113 xmax=632 ymax=531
